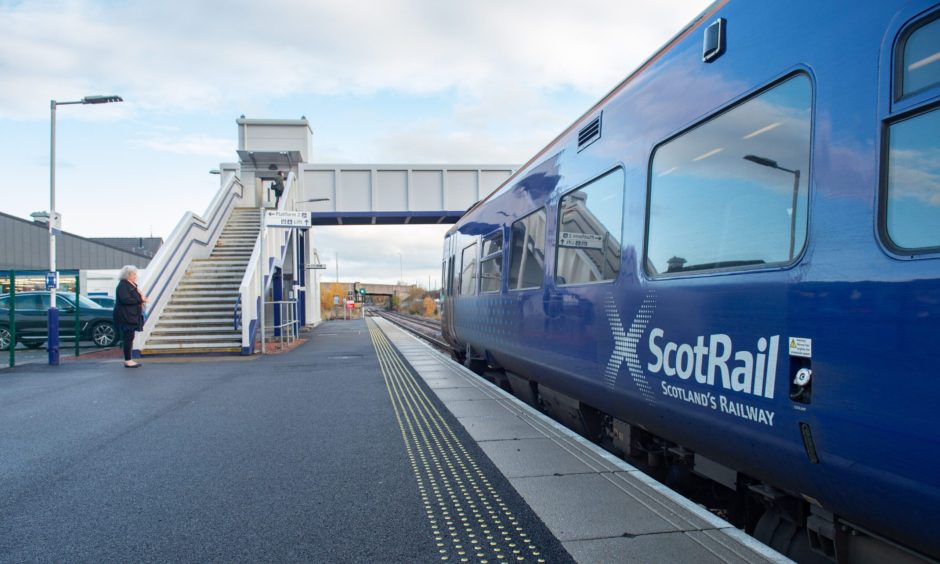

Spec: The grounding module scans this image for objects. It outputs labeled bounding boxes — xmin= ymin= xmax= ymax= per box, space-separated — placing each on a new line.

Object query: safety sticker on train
xmin=788 ymin=337 xmax=812 ymax=358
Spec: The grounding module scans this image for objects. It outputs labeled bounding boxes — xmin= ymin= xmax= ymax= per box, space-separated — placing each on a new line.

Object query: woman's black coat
xmin=113 ymin=279 xmax=144 ymax=331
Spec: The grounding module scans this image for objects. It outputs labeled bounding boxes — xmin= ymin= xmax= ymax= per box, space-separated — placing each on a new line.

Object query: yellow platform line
xmin=368 ymin=319 xmax=545 ymax=563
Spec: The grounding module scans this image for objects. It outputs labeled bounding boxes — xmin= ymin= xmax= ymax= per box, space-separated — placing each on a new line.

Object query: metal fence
xmin=263 ymin=299 xmax=298 ymax=353
xmin=1 ymin=269 xmax=86 ymax=368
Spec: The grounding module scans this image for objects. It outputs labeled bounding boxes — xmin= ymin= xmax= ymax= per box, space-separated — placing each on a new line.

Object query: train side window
xmin=480 ymin=232 xmax=503 ymax=293
xmin=883 ymin=15 xmax=940 ymax=253
xmin=555 ymin=169 xmax=624 ymax=285
xmin=508 ymin=209 xmax=547 ymax=290
xmin=885 ymin=123 xmax=940 ymax=251
xmin=899 ymin=15 xmax=940 ymax=98
xmin=646 ymin=74 xmax=812 ymax=276
xmin=460 ymin=242 xmax=478 ymax=295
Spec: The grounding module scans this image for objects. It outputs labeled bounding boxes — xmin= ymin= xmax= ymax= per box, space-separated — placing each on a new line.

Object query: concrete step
xmin=147 ymin=333 xmax=242 ymax=342
xmin=141 ymin=344 xmax=242 ymax=355
xmin=155 ymin=322 xmax=234 ymax=330
xmin=162 ymin=306 xmax=234 ymax=313
xmin=152 ymin=326 xmax=238 ymax=333
xmin=160 ymin=311 xmax=234 ymax=319
xmin=168 ymin=298 xmax=238 ymax=305
xmin=172 ymin=290 xmax=239 ymax=297
xmin=186 ymin=265 xmax=246 ymax=271
xmin=176 ymin=284 xmax=241 ymax=291
xmin=158 ymin=313 xmax=234 ymax=320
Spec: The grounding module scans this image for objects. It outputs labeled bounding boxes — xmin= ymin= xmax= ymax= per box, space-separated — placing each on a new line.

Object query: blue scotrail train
xmin=441 ymin=1 xmax=940 ymax=562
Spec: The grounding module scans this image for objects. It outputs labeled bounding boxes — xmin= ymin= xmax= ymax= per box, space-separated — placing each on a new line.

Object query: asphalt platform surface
xmin=0 ymin=320 xmax=572 ymax=562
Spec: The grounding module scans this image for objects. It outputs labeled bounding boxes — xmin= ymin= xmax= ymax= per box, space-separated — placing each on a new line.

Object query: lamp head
xmin=82 ymin=95 xmax=123 ymax=104
xmin=743 ymin=154 xmax=778 ymax=168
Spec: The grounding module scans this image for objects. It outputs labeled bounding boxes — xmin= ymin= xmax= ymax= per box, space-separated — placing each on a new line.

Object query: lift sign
xmin=264 ymin=211 xmax=311 ymax=228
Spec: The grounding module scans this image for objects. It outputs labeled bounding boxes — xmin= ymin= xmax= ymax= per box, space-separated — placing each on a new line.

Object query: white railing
xmin=135 ymin=173 xmax=244 ymax=353
xmin=236 ymin=171 xmax=299 ymax=353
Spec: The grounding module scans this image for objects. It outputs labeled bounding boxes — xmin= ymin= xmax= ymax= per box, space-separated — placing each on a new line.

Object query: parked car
xmin=88 ymin=296 xmax=115 ymax=309
xmin=0 ymin=291 xmax=117 ymax=351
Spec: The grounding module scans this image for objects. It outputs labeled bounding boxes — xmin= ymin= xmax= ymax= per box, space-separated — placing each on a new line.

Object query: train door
xmin=635 ymin=72 xmax=813 ymax=477
xmin=547 ymin=168 xmax=626 ymax=378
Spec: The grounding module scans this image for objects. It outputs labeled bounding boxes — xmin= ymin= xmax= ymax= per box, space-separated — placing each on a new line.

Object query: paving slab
xmin=457 ymin=412 xmax=547 ymax=442
xmin=478 ymin=437 xmax=599 ymax=478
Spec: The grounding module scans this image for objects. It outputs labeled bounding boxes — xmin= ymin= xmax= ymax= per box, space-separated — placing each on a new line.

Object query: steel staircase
xmin=141 ymin=208 xmax=259 ymax=355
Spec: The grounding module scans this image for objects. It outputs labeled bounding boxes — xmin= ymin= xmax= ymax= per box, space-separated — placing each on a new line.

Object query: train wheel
xmin=754 ymin=509 xmax=828 ymax=564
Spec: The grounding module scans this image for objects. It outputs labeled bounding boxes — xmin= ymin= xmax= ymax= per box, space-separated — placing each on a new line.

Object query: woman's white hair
xmin=119 ymin=265 xmax=139 ymax=281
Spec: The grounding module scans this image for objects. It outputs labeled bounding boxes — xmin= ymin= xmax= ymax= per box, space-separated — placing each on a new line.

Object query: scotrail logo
xmin=605 ymin=291 xmax=658 ymax=405
xmin=647 ymin=329 xmax=779 ymax=399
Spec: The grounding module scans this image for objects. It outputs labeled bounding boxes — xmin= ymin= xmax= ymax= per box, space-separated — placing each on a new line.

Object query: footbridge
xmin=134 ymin=117 xmax=515 ymax=356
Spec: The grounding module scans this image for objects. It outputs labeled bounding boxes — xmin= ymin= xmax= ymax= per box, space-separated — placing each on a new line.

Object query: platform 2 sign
xmin=559 ymin=231 xmax=604 ymax=249
xmin=264 ymin=211 xmax=311 ymax=229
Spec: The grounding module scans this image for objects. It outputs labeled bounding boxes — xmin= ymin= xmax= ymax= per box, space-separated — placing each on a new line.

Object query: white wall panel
xmin=376 ymin=170 xmax=408 ymax=211
xmin=339 ymin=170 xmax=372 ymax=212
xmin=445 ymin=170 xmax=477 ymax=210
xmin=411 ymin=170 xmax=443 ymax=211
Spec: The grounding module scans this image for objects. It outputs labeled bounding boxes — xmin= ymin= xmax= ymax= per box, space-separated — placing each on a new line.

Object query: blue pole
xmin=48 ymin=306 xmax=59 ymax=365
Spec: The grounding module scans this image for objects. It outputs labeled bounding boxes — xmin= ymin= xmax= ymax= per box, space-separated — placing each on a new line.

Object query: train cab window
xmin=647 ymin=74 xmax=812 ymax=276
xmin=508 ymin=209 xmax=547 ymax=290
xmin=480 ymin=232 xmax=503 ymax=293
xmin=555 ymin=169 xmax=624 ymax=285
xmin=900 ymin=15 xmax=940 ymax=98
xmin=460 ymin=242 xmax=478 ymax=295
xmin=441 ymin=260 xmax=447 ymax=296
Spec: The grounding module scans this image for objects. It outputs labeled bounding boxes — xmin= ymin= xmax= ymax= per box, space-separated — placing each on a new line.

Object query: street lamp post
xmin=743 ymin=155 xmax=802 ymax=260
xmin=47 ymin=94 xmax=122 ymax=365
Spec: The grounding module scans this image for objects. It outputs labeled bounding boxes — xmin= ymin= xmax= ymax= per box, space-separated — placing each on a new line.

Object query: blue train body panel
xmin=442 ymin=1 xmax=940 ymax=558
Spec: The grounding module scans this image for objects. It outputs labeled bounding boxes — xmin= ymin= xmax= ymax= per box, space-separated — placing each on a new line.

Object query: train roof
xmin=447 ymin=0 xmax=728 ymax=237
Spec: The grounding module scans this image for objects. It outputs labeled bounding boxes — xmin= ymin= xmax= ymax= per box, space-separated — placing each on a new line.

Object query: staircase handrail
xmin=236 ymin=170 xmax=297 ymax=353
xmin=136 ymin=174 xmax=243 ymax=352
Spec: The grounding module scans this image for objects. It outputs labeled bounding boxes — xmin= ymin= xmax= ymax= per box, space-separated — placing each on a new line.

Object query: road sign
xmin=345 ymin=300 xmax=355 ymax=309
xmin=45 ymin=271 xmax=59 ymax=290
xmin=264 ymin=210 xmax=311 ymax=229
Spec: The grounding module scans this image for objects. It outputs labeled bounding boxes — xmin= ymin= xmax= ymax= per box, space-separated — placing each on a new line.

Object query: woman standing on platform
xmin=113 ymin=265 xmax=148 ymax=368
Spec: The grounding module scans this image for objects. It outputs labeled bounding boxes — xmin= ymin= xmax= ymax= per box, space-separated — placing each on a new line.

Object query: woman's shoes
xmin=124 ymin=361 xmax=141 ymax=368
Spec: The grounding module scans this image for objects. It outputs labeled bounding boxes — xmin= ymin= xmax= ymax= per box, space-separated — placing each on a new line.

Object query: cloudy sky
xmin=0 ymin=0 xmax=711 ymax=287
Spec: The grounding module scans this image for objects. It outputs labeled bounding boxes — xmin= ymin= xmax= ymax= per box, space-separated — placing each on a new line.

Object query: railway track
xmin=369 ymin=309 xmax=448 ymax=350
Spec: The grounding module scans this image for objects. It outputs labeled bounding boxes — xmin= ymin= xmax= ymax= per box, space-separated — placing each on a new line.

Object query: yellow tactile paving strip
xmin=368 ymin=319 xmax=545 ymax=563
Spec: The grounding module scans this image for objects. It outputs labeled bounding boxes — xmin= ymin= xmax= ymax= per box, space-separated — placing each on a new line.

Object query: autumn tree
xmin=320 ymin=282 xmax=348 ymax=318
xmin=423 ymin=296 xmax=436 ymax=317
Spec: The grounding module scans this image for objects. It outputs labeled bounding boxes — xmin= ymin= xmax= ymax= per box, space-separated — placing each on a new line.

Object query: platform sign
xmin=49 ymin=212 xmax=63 ymax=236
xmin=559 ymin=231 xmax=604 ymax=249
xmin=45 ymin=271 xmax=59 ymax=290
xmin=264 ymin=210 xmax=310 ymax=229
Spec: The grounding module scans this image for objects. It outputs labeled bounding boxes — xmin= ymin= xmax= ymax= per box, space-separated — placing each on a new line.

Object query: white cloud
xmin=136 ymin=134 xmax=234 ymax=159
xmin=0 ymin=0 xmax=710 ymax=119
